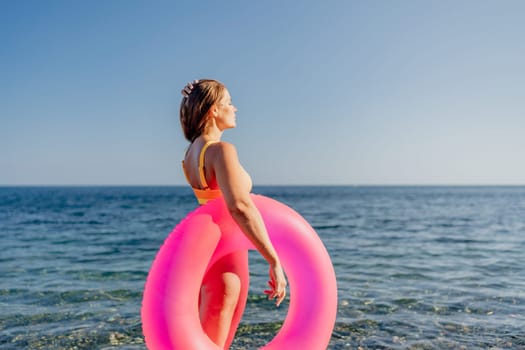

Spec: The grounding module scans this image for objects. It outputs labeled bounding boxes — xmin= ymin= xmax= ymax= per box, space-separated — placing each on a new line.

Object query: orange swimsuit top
xmin=182 ymin=141 xmax=223 ymax=205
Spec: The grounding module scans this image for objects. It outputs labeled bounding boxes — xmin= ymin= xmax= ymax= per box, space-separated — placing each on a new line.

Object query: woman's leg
xmin=200 ymin=250 xmax=249 ymax=349
xmin=223 ymin=250 xmax=249 ymax=348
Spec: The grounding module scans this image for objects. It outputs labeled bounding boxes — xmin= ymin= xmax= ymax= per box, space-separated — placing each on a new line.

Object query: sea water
xmin=1 ymin=186 xmax=524 ymax=349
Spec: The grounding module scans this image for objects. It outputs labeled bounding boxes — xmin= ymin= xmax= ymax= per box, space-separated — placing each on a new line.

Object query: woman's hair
xmin=179 ymin=79 xmax=226 ymax=142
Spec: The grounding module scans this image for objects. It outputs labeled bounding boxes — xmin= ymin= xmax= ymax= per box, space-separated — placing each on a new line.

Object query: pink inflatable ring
xmin=141 ymin=194 xmax=337 ymax=349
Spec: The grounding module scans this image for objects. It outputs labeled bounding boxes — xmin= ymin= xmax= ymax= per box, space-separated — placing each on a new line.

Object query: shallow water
xmin=1 ymin=186 xmax=525 ymax=349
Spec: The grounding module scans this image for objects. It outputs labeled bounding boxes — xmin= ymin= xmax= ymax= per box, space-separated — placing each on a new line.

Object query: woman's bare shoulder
xmin=208 ymin=141 xmax=238 ymax=160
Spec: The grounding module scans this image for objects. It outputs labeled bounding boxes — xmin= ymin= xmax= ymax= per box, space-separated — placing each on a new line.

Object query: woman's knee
xmin=221 ymin=272 xmax=241 ymax=308
xmin=202 ymin=272 xmax=241 ymax=311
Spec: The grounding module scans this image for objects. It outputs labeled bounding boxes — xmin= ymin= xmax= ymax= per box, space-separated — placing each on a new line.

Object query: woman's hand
xmin=264 ymin=263 xmax=287 ymax=307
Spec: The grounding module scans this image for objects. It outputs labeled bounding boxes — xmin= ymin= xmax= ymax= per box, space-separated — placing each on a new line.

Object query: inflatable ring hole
xmin=229 ymin=251 xmax=290 ymax=348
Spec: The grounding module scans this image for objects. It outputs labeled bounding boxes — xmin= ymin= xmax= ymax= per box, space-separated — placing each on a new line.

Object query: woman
xmin=179 ymin=79 xmax=287 ymax=348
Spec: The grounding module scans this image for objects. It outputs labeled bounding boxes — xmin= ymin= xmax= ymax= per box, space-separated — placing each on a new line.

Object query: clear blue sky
xmin=2 ymin=0 xmax=524 ymax=185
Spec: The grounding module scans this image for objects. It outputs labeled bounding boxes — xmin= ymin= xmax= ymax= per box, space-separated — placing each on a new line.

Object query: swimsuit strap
xmin=198 ymin=141 xmax=218 ymax=189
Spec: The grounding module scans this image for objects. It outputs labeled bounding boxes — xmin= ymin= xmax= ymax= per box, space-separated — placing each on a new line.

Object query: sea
xmin=1 ymin=186 xmax=524 ymax=350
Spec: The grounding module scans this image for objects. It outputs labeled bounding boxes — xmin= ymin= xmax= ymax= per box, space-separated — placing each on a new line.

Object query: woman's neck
xmin=200 ymin=126 xmax=223 ymax=143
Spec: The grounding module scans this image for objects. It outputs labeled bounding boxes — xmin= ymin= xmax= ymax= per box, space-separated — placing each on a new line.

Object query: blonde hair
xmin=179 ymin=79 xmax=226 ymax=142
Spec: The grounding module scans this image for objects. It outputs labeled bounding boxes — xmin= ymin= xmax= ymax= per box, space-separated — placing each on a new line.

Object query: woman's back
xmin=183 ymin=138 xmax=252 ymax=195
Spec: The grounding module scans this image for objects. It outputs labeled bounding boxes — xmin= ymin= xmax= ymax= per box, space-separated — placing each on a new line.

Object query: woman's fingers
xmin=264 ymin=265 xmax=287 ymax=306
xmin=264 ymin=280 xmax=275 ymax=296
xmin=264 ymin=279 xmax=286 ymax=306
xmin=273 ymin=288 xmax=286 ymax=307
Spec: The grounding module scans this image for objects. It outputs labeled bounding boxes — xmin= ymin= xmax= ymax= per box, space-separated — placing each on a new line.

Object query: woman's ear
xmin=210 ymin=104 xmax=219 ymax=117
xmin=207 ymin=105 xmax=217 ymax=118
xmin=205 ymin=107 xmax=217 ymax=126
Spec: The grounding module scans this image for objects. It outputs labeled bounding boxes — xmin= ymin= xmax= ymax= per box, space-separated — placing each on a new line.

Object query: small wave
xmin=18 ymin=219 xmax=104 ymax=226
xmin=433 ymin=237 xmax=487 ymax=244
xmin=313 ymin=224 xmax=343 ymax=230
xmin=19 ymin=219 xmax=58 ymax=225
xmin=67 ymin=269 xmax=148 ymax=282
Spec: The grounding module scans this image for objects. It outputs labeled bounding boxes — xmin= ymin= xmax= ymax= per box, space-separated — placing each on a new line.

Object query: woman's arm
xmin=210 ymin=142 xmax=287 ymax=306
